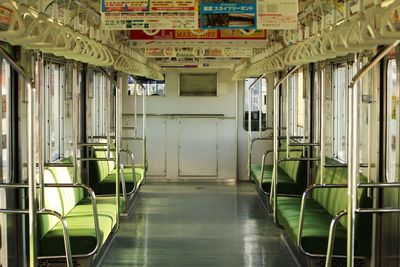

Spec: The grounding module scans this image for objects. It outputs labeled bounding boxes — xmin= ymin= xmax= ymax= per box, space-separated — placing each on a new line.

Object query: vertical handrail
xmin=320 ymin=64 xmax=325 ymax=184
xmin=37 ymin=53 xmax=45 ymax=211
xmin=134 ymin=81 xmax=138 ymax=138
xmin=258 ymin=78 xmax=262 ymax=138
xmin=142 ymin=83 xmax=147 ymax=182
xmin=72 ymin=63 xmax=78 ymax=184
xmin=346 ymin=41 xmax=399 ymax=266
xmin=0 ymin=47 xmax=38 ymax=266
xmin=272 ymin=66 xmax=301 ymax=222
xmin=106 ymin=75 xmax=111 ymax=157
xmin=28 ymin=83 xmax=37 ymax=267
xmin=115 ymin=75 xmax=121 ymax=228
xmin=286 ymin=78 xmax=290 ymax=158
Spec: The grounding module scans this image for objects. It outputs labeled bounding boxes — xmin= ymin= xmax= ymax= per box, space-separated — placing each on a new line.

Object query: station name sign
xmin=100 ymin=0 xmax=298 ymax=30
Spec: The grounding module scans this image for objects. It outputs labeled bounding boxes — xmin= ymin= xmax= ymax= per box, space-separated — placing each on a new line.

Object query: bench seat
xmin=276 ymin=165 xmax=372 ymax=257
xmin=251 ymin=164 xmax=299 ymax=194
xmin=95 ymin=166 xmax=144 ymax=195
xmin=277 ymin=196 xmax=347 ymax=255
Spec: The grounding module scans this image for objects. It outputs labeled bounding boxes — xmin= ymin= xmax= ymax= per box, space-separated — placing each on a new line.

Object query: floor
xmin=101 ymin=182 xmax=299 ymax=267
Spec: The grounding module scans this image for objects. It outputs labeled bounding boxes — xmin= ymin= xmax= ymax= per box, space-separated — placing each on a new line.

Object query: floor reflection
xmin=101 ymin=182 xmax=298 ymax=267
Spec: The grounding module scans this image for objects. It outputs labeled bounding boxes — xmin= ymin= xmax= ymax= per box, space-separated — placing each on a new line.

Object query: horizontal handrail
xmin=297 ymin=183 xmax=348 ymax=258
xmin=289 ymin=143 xmax=321 ymax=147
xmin=0 ymin=209 xmax=73 ymax=266
xmin=44 ymin=162 xmax=74 ymax=168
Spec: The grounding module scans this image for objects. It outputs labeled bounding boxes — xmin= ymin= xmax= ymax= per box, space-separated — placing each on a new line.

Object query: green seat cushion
xmin=39 ymin=196 xmax=125 ymax=256
xmin=250 ymin=164 xmax=273 ymax=182
xmin=277 ymin=196 xmax=348 ymax=255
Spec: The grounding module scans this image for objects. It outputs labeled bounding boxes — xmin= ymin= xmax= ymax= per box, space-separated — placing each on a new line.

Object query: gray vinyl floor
xmin=100 ymin=182 xmax=299 ymax=267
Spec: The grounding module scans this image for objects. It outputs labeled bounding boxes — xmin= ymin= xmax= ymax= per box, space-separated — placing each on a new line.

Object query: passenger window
xmin=332 ymin=64 xmax=349 ymax=161
xmin=243 ymin=77 xmax=267 ymax=131
xmin=0 ymin=59 xmax=11 ymax=182
xmin=87 ymin=70 xmax=109 ymax=138
xmin=44 ymin=62 xmax=65 ymax=162
xmin=386 ymin=59 xmax=398 ymax=183
xmin=128 ymin=76 xmax=166 ymax=96
xmin=288 ymin=70 xmax=304 ymax=138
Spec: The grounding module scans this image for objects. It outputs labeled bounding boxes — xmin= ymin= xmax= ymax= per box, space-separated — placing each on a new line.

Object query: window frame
xmin=243 ymin=77 xmax=268 ymax=132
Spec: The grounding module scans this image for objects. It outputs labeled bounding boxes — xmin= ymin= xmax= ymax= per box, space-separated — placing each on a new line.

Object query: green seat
xmin=89 ymin=148 xmax=144 ymax=196
xmin=276 ymin=164 xmax=372 ymax=257
xmin=250 ymin=143 xmax=307 ymax=195
xmin=38 ymin=164 xmax=121 ymax=257
xmin=251 ymin=164 xmax=298 ymax=194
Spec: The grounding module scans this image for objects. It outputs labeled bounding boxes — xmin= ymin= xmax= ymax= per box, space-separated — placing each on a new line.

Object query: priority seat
xmin=38 ymin=165 xmax=124 ymax=257
xmin=88 ymin=147 xmax=144 ymax=196
xmin=276 ymin=164 xmax=372 ymax=257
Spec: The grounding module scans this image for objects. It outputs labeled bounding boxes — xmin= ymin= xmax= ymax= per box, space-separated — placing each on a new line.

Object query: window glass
xmin=243 ymin=77 xmax=267 ymax=131
xmin=128 ymin=76 xmax=166 ymax=96
xmin=0 ymin=59 xmax=10 ymax=182
xmin=386 ymin=59 xmax=399 ymax=183
xmin=87 ymin=70 xmax=110 ymax=139
xmin=333 ymin=65 xmax=348 ymax=161
xmin=44 ymin=62 xmax=65 ymax=162
xmin=180 ymin=74 xmax=216 ymax=96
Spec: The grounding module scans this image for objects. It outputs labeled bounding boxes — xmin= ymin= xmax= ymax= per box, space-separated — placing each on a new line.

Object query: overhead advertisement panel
xmin=130 ymin=29 xmax=267 ymax=40
xmin=101 ymin=0 xmax=298 ymax=30
xmin=257 ymin=0 xmax=298 ymax=30
xmin=101 ymin=0 xmax=198 ymax=30
xmin=199 ymin=0 xmax=257 ymax=30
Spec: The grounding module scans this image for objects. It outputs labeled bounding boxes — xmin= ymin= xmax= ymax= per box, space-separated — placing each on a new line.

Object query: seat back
xmin=88 ymin=145 xmax=116 ymax=187
xmin=278 ymin=140 xmax=308 ymax=191
xmin=313 ymin=163 xmax=372 ymax=255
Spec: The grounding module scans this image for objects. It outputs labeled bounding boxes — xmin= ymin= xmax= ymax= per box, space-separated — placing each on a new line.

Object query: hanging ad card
xmin=101 ymin=0 xmax=198 ymax=30
xmin=0 ymin=5 xmax=14 ymax=30
xmin=200 ymin=0 xmax=257 ymax=30
xmin=257 ymin=0 xmax=298 ymax=30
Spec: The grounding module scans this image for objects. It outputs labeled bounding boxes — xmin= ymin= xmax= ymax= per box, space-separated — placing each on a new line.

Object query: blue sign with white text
xmin=200 ymin=0 xmax=256 ymax=29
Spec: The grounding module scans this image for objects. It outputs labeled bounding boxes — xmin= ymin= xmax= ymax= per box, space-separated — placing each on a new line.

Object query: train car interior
xmin=1 ymin=0 xmax=400 ymax=266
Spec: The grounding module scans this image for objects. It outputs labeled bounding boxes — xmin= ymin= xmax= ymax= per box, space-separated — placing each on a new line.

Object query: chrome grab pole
xmin=259 ymin=78 xmax=262 ymax=138
xmin=271 ymin=66 xmax=300 ymax=222
xmin=72 ymin=63 xmax=78 ymax=184
xmin=346 ymin=41 xmax=399 ymax=267
xmin=28 ymin=84 xmax=37 ymax=267
xmin=142 ymin=83 xmax=147 ymax=180
xmin=134 ymin=80 xmax=138 ymax=138
xmin=286 ymin=78 xmax=290 ymax=159
xmin=107 ymin=75 xmax=111 ymax=158
xmin=115 ymin=75 xmax=122 ymax=227
xmin=37 ymin=53 xmax=45 ymax=211
xmin=320 ymin=65 xmax=325 ymax=184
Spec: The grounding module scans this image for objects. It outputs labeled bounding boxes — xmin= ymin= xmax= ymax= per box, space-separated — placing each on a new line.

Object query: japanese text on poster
xmin=101 ymin=0 xmax=198 ymax=30
xmin=257 ymin=0 xmax=298 ymax=30
xmin=200 ymin=0 xmax=256 ymax=30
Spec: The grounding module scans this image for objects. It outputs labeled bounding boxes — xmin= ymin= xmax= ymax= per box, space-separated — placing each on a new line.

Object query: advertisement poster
xmin=257 ymin=0 xmax=298 ymax=29
xmin=200 ymin=0 xmax=257 ymax=30
xmin=101 ymin=0 xmax=198 ymax=30
xmin=130 ymin=29 xmax=267 ymax=40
